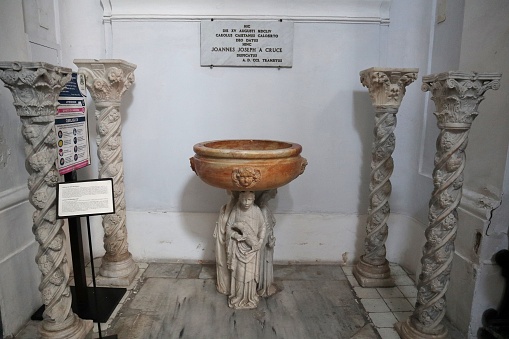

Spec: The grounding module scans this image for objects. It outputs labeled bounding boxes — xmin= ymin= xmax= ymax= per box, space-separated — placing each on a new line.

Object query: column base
xmin=395 ymin=318 xmax=449 ymax=339
xmin=97 ymin=254 xmax=139 ymax=287
xmin=352 ymin=257 xmax=395 ymax=287
xmin=39 ymin=314 xmax=93 ymax=339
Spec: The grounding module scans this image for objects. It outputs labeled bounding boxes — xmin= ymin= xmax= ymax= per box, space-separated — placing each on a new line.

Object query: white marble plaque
xmin=201 ymin=20 xmax=293 ymax=67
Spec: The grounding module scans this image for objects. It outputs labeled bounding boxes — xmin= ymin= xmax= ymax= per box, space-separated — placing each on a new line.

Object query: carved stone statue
xmin=191 ymin=140 xmax=306 ymax=309
xmin=214 ymin=190 xmax=238 ymax=295
xmin=256 ymin=189 xmax=278 ymax=297
xmin=226 ymin=191 xmax=267 ymax=309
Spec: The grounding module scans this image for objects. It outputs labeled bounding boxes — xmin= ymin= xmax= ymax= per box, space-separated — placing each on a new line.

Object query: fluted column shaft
xmin=396 ymin=71 xmax=501 ymax=339
xmin=0 ymin=62 xmax=92 ymax=339
xmin=74 ymin=59 xmax=138 ymax=286
xmin=353 ymin=67 xmax=418 ymax=287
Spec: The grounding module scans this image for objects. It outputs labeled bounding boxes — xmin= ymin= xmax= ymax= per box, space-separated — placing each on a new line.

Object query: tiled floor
xmin=343 ymin=264 xmax=416 ymax=339
xmin=14 ymin=262 xmax=465 ymax=339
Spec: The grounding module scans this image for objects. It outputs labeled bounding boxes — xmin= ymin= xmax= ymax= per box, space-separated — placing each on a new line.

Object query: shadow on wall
xmin=121 ymin=82 xmax=135 ymax=125
xmin=352 ymin=90 xmax=376 ymax=262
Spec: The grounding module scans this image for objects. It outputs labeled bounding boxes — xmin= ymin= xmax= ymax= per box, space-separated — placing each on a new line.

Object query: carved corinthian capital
xmin=360 ymin=67 xmax=419 ymax=109
xmin=74 ymin=59 xmax=138 ymax=286
xmin=353 ymin=67 xmax=418 ymax=288
xmin=0 ymin=62 xmax=92 ymax=338
xmin=396 ymin=71 xmax=501 ymax=339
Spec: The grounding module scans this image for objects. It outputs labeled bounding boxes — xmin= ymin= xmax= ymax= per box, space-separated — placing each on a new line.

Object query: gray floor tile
xmin=393 ymin=275 xmax=415 ymax=286
xmin=144 ymin=263 xmax=183 ymax=278
xmin=398 ymin=285 xmax=417 ymax=298
xmin=377 ymin=327 xmax=401 ymax=339
xmin=273 ymin=264 xmax=346 ymax=281
xmin=360 ymin=299 xmax=390 ymax=313
xmin=353 ymin=286 xmax=381 ymax=299
xmin=384 ymin=298 xmax=414 ymax=312
xmin=393 ymin=311 xmax=413 ymax=322
xmin=177 ymin=264 xmax=202 ymax=279
xmin=104 ymin=276 xmax=371 ymax=339
xmin=377 ymin=287 xmax=404 ymax=299
xmin=198 ymin=264 xmax=216 ymax=279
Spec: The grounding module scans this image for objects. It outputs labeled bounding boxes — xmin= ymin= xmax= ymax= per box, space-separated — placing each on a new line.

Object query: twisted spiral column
xmin=353 ymin=67 xmax=418 ymax=287
xmin=396 ymin=71 xmax=501 ymax=338
xmin=74 ymin=59 xmax=138 ymax=286
xmin=0 ymin=62 xmax=92 ymax=338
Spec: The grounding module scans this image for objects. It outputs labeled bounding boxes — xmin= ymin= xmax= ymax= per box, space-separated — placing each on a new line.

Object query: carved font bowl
xmin=190 ymin=140 xmax=307 ymax=191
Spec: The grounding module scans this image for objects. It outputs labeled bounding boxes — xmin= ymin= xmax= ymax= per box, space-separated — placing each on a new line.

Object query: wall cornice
xmin=0 ymin=185 xmax=29 ymax=212
xmin=102 ymin=0 xmax=391 ymax=24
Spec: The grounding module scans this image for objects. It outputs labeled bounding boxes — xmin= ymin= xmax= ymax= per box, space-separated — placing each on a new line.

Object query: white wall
xmin=63 ymin=0 xmax=439 ymax=271
xmin=0 ymin=2 xmax=42 ymax=336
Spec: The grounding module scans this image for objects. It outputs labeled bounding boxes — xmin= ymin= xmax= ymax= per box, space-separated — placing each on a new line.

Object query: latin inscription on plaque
xmin=201 ymin=20 xmax=294 ymax=67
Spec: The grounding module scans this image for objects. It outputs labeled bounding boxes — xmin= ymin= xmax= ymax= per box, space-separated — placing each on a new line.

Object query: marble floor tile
xmin=350 ymin=323 xmax=380 ymax=338
xmin=273 ymin=264 xmax=346 ymax=281
xmin=347 ymin=275 xmax=360 ymax=287
xmin=369 ymin=312 xmax=398 ymax=328
xmin=384 ymin=298 xmax=414 ymax=312
xmin=393 ymin=311 xmax=413 ymax=322
xmin=393 ymin=274 xmax=415 ymax=286
xmin=377 ymin=287 xmax=404 ymax=299
xmin=341 ymin=265 xmax=354 ymax=276
xmin=103 ymin=275 xmax=370 ymax=338
xmin=360 ymin=298 xmax=390 ymax=313
xmin=388 ymin=265 xmax=407 ymax=276
xmin=144 ymin=263 xmax=183 ymax=278
xmin=407 ymin=297 xmax=417 ymax=306
xmin=13 ymin=262 xmax=467 ymax=339
xmin=177 ymin=264 xmax=202 ymax=279
xmin=398 ymin=285 xmax=418 ymax=298
xmin=353 ymin=286 xmax=381 ymax=299
xmin=198 ymin=264 xmax=216 ymax=279
xmin=377 ymin=327 xmax=401 ymax=339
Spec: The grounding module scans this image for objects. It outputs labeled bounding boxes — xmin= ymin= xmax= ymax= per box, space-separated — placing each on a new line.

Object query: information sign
xmin=55 ymin=73 xmax=91 ymax=174
xmin=57 ymin=179 xmax=115 ymax=218
xmin=201 ymin=20 xmax=294 ymax=67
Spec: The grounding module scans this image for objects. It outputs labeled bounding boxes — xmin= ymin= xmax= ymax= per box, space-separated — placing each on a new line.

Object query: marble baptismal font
xmin=190 ymin=140 xmax=307 ymax=309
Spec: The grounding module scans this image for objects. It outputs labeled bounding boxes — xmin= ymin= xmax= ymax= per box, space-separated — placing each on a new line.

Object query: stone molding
xmin=0 ymin=61 xmax=92 ymax=338
xmin=74 ymin=59 xmax=138 ymax=286
xmin=395 ymin=71 xmax=501 ymax=339
xmin=101 ymin=0 xmax=391 ymax=24
xmin=0 ymin=184 xmax=29 ymax=212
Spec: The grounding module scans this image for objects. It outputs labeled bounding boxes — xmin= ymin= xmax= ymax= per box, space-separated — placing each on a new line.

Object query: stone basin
xmin=190 ymin=139 xmax=307 ymax=191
